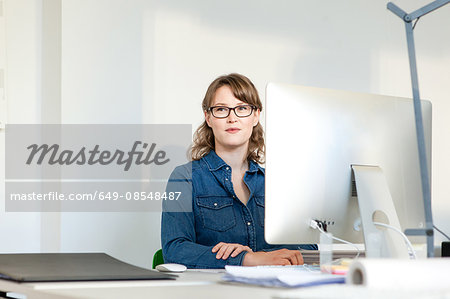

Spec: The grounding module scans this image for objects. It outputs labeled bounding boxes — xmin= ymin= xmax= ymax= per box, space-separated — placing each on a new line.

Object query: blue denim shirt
xmin=161 ymin=150 xmax=317 ymax=269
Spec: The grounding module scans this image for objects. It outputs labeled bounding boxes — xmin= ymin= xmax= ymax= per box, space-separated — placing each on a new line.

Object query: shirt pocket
xmin=196 ymin=196 xmax=236 ymax=232
xmin=254 ymin=196 xmax=265 ymax=228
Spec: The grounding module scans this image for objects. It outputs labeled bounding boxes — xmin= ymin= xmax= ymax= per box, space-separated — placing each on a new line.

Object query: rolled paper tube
xmin=347 ymin=258 xmax=450 ymax=289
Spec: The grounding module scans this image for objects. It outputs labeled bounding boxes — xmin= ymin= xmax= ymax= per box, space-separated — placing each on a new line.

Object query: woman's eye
xmin=237 ymin=106 xmax=249 ymax=111
xmin=216 ymin=107 xmax=227 ymax=112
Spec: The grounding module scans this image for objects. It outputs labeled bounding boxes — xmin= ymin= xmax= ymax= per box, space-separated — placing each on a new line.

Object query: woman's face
xmin=205 ymin=85 xmax=260 ymax=153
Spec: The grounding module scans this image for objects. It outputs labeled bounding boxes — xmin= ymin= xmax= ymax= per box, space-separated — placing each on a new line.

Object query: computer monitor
xmin=264 ymin=83 xmax=431 ymax=257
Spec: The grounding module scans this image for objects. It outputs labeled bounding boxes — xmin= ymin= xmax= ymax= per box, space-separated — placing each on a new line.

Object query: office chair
xmin=152 ymin=249 xmax=164 ymax=269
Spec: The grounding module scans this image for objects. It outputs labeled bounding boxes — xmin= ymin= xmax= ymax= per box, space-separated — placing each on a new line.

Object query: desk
xmin=1 ymin=270 xmax=283 ymax=299
xmin=2 ymin=269 xmax=450 ymax=299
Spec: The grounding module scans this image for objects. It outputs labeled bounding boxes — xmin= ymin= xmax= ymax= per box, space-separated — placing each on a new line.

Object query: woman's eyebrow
xmin=213 ymin=102 xmax=245 ymax=106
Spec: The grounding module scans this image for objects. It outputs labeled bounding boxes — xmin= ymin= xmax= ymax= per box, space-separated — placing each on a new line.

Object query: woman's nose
xmin=227 ymin=111 xmax=238 ymax=122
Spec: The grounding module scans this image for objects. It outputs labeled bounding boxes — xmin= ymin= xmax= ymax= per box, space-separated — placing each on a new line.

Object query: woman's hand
xmin=242 ymin=249 xmax=304 ymax=266
xmin=212 ymin=242 xmax=253 ymax=260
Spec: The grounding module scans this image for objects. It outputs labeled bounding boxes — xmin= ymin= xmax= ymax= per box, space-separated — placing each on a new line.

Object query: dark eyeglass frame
xmin=208 ymin=105 xmax=257 ymax=118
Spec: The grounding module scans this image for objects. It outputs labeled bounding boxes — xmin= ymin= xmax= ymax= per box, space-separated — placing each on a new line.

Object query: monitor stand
xmin=351 ymin=165 xmax=410 ymax=258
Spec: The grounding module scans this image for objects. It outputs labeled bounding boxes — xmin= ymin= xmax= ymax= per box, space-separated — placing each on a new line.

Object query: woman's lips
xmin=226 ymin=128 xmax=240 ymax=133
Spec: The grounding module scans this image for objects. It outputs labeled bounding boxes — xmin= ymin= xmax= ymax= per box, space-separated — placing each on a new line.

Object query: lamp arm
xmin=386 ymin=0 xmax=449 ymax=257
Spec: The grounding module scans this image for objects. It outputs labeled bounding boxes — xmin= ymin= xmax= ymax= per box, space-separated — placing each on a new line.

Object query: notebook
xmin=0 ymin=253 xmax=176 ymax=282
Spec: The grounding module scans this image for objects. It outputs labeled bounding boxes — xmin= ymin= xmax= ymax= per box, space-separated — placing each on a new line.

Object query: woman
xmin=161 ymin=73 xmax=316 ymax=268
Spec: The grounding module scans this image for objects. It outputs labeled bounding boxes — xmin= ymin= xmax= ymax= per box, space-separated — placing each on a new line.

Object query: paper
xmin=347 ymin=258 xmax=450 ymax=289
xmin=222 ymin=265 xmax=344 ymax=288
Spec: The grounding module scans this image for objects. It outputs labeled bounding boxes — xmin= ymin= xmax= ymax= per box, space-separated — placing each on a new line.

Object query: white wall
xmin=0 ymin=0 xmax=42 ymax=253
xmin=60 ymin=0 xmax=154 ymax=268
xmin=2 ymin=0 xmax=449 ymax=266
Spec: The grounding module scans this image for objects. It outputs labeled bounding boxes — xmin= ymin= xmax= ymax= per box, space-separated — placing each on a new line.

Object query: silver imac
xmin=264 ymin=83 xmax=431 ymax=257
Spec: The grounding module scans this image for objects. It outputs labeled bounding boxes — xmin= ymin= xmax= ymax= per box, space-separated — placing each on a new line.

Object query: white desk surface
xmin=0 ymin=269 xmax=337 ymax=299
xmin=2 ymin=269 xmax=449 ymax=299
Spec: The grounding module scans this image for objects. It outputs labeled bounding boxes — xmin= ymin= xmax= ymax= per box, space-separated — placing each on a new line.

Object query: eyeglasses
xmin=208 ymin=105 xmax=256 ymax=118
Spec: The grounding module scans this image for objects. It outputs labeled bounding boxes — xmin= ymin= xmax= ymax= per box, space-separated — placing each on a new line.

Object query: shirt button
xmin=214 ymin=203 xmax=218 ymax=207
xmin=232 ymin=195 xmax=236 ymax=198
xmin=225 ymin=178 xmax=229 ymax=181
xmin=247 ymin=222 xmax=251 ymax=226
xmin=226 ymin=167 xmax=230 ymax=170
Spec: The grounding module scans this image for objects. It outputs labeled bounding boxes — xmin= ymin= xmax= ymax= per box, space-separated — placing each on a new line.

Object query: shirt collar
xmin=203 ymin=150 xmax=228 ymax=171
xmin=202 ymin=150 xmax=264 ymax=174
xmin=248 ymin=159 xmax=265 ymax=174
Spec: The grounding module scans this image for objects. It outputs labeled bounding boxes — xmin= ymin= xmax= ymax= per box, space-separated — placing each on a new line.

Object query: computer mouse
xmin=155 ymin=263 xmax=187 ymax=273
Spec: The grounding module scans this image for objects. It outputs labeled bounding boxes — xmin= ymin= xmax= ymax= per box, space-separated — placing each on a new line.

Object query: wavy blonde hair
xmin=190 ymin=73 xmax=265 ymax=164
